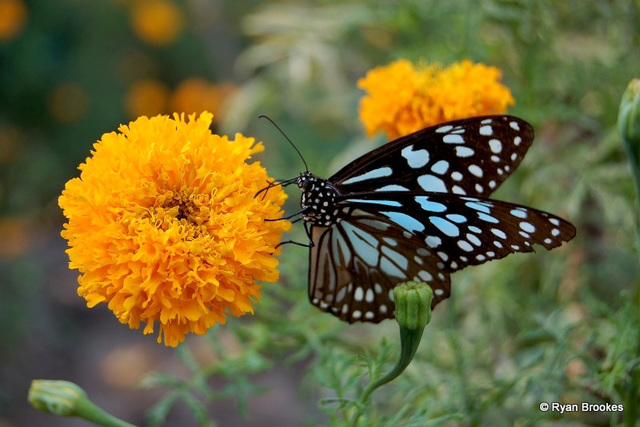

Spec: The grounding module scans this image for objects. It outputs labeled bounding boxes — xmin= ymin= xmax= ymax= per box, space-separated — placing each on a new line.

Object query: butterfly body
xmin=298 ymin=172 xmax=341 ymax=226
xmin=285 ymin=115 xmax=575 ymax=323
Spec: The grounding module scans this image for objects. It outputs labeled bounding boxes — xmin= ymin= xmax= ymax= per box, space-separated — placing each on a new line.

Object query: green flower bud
xmin=618 ymin=78 xmax=640 ymax=147
xmin=28 ymin=380 xmax=87 ymax=416
xmin=394 ymin=281 xmax=434 ymax=330
xmin=28 ymin=379 xmax=137 ymax=427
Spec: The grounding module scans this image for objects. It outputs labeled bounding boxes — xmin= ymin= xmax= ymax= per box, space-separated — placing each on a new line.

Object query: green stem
xmin=360 ymin=326 xmax=425 ymax=404
xmin=622 ymin=138 xmax=640 ymax=427
xmin=349 ymin=282 xmax=433 ymax=427
xmin=74 ymin=399 xmax=138 ymax=427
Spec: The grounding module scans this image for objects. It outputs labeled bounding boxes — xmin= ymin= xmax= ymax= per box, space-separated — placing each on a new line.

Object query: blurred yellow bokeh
xmin=0 ymin=0 xmax=27 ymax=41
xmin=171 ymin=78 xmax=238 ymax=121
xmin=125 ymin=79 xmax=170 ymax=118
xmin=130 ymin=0 xmax=185 ymax=46
xmin=48 ymin=82 xmax=90 ymax=124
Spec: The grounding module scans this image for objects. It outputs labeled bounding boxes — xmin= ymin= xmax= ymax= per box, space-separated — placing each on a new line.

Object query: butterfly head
xmin=297 ymin=171 xmax=340 ymax=226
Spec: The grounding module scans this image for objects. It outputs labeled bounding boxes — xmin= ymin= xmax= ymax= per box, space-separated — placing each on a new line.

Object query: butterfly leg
xmin=255 ymin=176 xmax=299 ymax=200
xmin=275 ymin=221 xmax=314 ymax=249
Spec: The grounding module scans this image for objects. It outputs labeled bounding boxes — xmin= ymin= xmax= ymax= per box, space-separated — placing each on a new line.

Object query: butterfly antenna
xmin=258 ymin=115 xmax=309 ymax=172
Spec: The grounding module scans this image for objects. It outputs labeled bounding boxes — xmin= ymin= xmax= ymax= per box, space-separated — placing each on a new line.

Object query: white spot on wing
xmin=520 ymin=222 xmax=536 ymax=233
xmin=468 ymin=164 xmax=483 ymax=177
xmin=489 ymin=139 xmax=502 ymax=153
xmin=457 ymin=240 xmax=474 ymax=252
xmin=426 ymin=235 xmax=441 ymax=248
xmin=431 ymin=160 xmax=449 ymax=175
xmin=443 ymin=134 xmax=465 ymax=144
xmin=510 ymin=208 xmax=527 ymax=218
xmin=479 ymin=125 xmax=493 ymax=136
xmin=455 ymin=146 xmax=474 ymax=157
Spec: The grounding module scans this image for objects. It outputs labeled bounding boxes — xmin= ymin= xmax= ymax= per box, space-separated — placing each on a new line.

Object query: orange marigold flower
xmin=59 ymin=112 xmax=290 ymax=347
xmin=358 ymin=59 xmax=515 ymax=140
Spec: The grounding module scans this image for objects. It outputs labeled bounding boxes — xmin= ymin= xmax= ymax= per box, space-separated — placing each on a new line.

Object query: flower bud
xmin=618 ymin=78 xmax=640 ymax=147
xmin=393 ymin=281 xmax=433 ymax=330
xmin=28 ymin=380 xmax=87 ymax=417
xmin=28 ymin=379 xmax=137 ymax=427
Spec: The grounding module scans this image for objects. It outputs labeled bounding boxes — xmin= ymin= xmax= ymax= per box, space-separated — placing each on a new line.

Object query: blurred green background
xmin=1 ymin=0 xmax=640 ymax=426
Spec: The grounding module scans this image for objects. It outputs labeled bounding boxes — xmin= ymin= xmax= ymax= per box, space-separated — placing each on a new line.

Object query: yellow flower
xmin=59 ymin=112 xmax=290 ymax=347
xmin=130 ymin=0 xmax=185 ymax=46
xmin=358 ymin=59 xmax=515 ymax=140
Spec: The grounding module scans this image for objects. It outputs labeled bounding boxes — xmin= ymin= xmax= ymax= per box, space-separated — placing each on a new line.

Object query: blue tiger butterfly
xmin=261 ymin=115 xmax=575 ymax=323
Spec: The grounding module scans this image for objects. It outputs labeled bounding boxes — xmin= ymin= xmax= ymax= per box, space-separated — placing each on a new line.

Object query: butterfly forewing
xmin=331 ymin=115 xmax=533 ymax=198
xmin=309 ymin=207 xmax=451 ymax=323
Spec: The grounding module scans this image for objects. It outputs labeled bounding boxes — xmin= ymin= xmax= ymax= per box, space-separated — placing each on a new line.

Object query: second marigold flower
xmin=358 ymin=59 xmax=515 ymax=140
xmin=59 ymin=112 xmax=290 ymax=347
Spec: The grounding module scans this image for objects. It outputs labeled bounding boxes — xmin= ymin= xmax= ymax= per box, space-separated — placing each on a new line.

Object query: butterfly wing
xmin=308 ymin=206 xmax=451 ymax=323
xmin=341 ymin=192 xmax=576 ymax=272
xmin=330 ymin=115 xmax=533 ymax=197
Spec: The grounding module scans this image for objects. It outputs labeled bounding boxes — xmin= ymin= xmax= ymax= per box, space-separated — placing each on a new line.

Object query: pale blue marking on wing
xmin=431 ymin=160 xmax=449 ymax=174
xmin=380 ymin=211 xmax=425 ymax=233
xmin=381 ymin=246 xmax=409 ymax=270
xmin=446 ymin=214 xmax=467 ymax=223
xmin=455 ymin=146 xmax=475 ymax=157
xmin=342 ymin=166 xmax=393 ymax=185
xmin=375 ymin=184 xmax=409 ymax=192
xmin=347 ymin=198 xmax=402 ymax=207
xmin=417 ymin=174 xmax=447 ymax=192
xmin=341 ymin=222 xmax=379 ymax=266
xmin=443 ymin=134 xmax=464 ymax=144
xmin=465 ymin=201 xmax=492 ymax=214
xmin=331 ymin=231 xmax=352 ymax=264
xmin=380 ymin=257 xmax=405 ymax=278
xmin=429 ymin=216 xmax=460 ymax=237
xmin=415 ymin=196 xmax=447 ymax=212
xmin=478 ymin=212 xmax=499 ymax=223
xmin=401 ymin=145 xmax=430 ymax=168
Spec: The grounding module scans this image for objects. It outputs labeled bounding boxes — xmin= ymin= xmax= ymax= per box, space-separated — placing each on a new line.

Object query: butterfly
xmin=261 ymin=115 xmax=576 ymax=323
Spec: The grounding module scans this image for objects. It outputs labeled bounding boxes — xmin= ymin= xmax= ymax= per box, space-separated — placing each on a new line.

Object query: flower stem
xmin=617 ymin=78 xmax=640 ymax=427
xmin=350 ymin=282 xmax=433 ymax=426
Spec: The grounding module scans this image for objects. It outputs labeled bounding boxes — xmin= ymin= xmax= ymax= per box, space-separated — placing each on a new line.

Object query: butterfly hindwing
xmin=308 ymin=206 xmax=451 ymax=323
xmin=340 ymin=192 xmax=576 ymax=272
xmin=330 ymin=115 xmax=533 ymax=198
